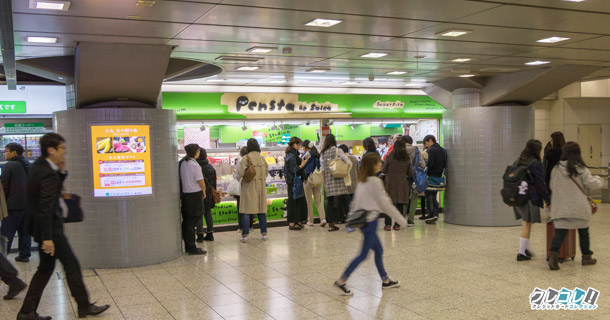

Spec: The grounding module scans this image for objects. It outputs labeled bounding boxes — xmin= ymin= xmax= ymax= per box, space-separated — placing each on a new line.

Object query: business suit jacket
xmin=24 ymin=157 xmax=66 ymax=244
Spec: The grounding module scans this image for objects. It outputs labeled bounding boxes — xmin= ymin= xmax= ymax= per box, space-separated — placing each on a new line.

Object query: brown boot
xmin=582 ymin=254 xmax=597 ymax=266
xmin=548 ymin=251 xmax=560 ymax=270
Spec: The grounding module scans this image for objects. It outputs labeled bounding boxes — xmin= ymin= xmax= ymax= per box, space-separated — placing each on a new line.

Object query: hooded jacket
xmin=549 ymin=161 xmax=603 ymax=229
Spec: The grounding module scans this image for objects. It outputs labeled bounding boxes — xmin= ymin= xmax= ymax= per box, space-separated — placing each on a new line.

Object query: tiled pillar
xmin=54 ymin=108 xmax=181 ymax=268
xmin=443 ymin=92 xmax=535 ymax=226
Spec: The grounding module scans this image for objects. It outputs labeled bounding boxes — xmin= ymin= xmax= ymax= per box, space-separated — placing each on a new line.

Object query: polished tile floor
xmin=2 ymin=204 xmax=610 ymax=320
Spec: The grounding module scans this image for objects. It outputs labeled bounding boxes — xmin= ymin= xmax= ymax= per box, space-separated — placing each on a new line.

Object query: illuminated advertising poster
xmin=90 ymin=125 xmax=152 ymax=197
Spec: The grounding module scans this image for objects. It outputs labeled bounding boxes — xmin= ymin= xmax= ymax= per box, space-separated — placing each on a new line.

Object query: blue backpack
xmin=412 ymin=148 xmax=428 ymax=193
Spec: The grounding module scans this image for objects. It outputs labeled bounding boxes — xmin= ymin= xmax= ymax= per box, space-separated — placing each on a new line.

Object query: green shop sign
xmin=162 ymin=92 xmax=444 ymax=120
xmin=211 ymin=198 xmax=288 ymax=224
xmin=4 ymin=122 xmax=45 ymax=133
xmin=0 ymin=101 xmax=26 ymax=114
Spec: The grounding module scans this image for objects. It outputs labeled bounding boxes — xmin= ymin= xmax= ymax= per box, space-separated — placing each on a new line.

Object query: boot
xmin=582 ymin=254 xmax=597 ymax=266
xmin=203 ymin=233 xmax=214 ymax=241
xmin=548 ymin=251 xmax=560 ymax=270
xmin=196 ymin=233 xmax=204 ymax=243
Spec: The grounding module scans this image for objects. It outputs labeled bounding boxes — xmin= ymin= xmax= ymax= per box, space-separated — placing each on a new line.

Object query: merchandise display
xmin=0 ymin=134 xmax=45 ymax=160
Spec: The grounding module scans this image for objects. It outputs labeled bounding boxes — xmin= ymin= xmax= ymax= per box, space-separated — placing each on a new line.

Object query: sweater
xmin=549 ymin=161 xmax=603 ymax=229
xmin=347 ymin=176 xmax=407 ymax=226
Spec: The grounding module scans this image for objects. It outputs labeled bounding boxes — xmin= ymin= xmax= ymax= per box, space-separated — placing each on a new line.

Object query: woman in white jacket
xmin=548 ymin=142 xmax=604 ymax=270
xmin=333 ymin=153 xmax=406 ymax=295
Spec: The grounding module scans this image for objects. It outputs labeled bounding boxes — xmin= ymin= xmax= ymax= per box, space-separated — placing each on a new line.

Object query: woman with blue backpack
xmin=302 ymin=140 xmax=326 ymax=226
xmin=284 ymin=137 xmax=309 ymax=230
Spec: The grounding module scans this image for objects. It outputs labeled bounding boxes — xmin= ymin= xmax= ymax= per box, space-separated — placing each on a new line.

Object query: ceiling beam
xmin=0 ymin=0 xmax=16 ymax=89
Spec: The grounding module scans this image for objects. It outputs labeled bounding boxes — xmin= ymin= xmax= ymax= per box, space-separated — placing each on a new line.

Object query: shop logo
xmin=530 ymin=287 xmax=599 ymax=310
xmin=221 ymin=93 xmax=338 ymax=114
xmin=373 ymin=101 xmax=404 ymax=109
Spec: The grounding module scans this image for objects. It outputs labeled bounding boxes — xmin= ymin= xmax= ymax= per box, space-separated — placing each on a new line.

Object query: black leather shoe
xmin=16 ymin=312 xmax=52 ymax=320
xmin=196 ymin=233 xmax=204 ymax=243
xmin=3 ymin=278 xmax=27 ymax=300
xmin=15 ymin=256 xmax=30 ymax=262
xmin=517 ymin=253 xmax=531 ymax=261
xmin=188 ymin=248 xmax=207 ymax=255
xmin=525 ymin=249 xmax=534 ymax=257
xmin=78 ymin=304 xmax=110 ymax=318
xmin=203 ymin=233 xmax=214 ymax=241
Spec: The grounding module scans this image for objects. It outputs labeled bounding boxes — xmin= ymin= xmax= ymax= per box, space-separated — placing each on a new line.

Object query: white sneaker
xmin=262 ymin=234 xmax=268 ymax=241
xmin=240 ymin=236 xmax=248 ymax=243
xmin=307 ymin=222 xmax=314 ymax=226
xmin=320 ymin=219 xmax=327 ymax=227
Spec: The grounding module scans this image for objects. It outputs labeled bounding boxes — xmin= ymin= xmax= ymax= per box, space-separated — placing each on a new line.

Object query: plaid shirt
xmin=321 ymin=147 xmax=350 ymax=197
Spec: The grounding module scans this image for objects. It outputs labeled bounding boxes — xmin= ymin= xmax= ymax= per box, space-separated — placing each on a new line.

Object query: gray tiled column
xmin=442 ymin=97 xmax=534 ymax=226
xmin=54 ymin=108 xmax=181 ymax=268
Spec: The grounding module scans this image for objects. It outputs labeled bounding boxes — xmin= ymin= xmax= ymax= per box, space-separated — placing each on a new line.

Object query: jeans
xmin=304 ymin=181 xmax=325 ymax=223
xmin=241 ymin=214 xmax=267 ymax=236
xmin=341 ymin=220 xmax=388 ymax=281
xmin=196 ymin=205 xmax=214 ymax=234
xmin=0 ymin=210 xmax=31 ymax=258
xmin=551 ymin=227 xmax=592 ymax=254
xmin=384 ymin=203 xmax=406 ymax=227
xmin=236 ymin=196 xmax=254 ymax=230
xmin=20 ymin=233 xmax=90 ymax=314
xmin=425 ymin=190 xmax=439 ymax=219
xmin=406 ymin=191 xmax=419 ymax=222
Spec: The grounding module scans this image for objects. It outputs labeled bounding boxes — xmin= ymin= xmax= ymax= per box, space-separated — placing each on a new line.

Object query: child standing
xmin=334 ymin=153 xmax=406 ymax=295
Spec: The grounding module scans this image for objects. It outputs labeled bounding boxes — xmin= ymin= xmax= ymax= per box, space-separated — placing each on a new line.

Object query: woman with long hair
xmin=238 ymin=138 xmax=269 ymax=242
xmin=511 ymin=139 xmax=550 ymax=261
xmin=320 ymin=134 xmax=351 ymax=231
xmin=548 ymin=142 xmax=603 ymax=270
xmin=302 ymin=140 xmax=326 ymax=226
xmin=381 ymin=140 xmax=414 ymax=230
xmin=333 ymin=153 xmax=405 ymax=296
xmin=362 ymin=137 xmax=378 ymax=157
xmin=543 ymin=131 xmax=566 ymax=190
xmin=284 ymin=136 xmax=309 ymax=230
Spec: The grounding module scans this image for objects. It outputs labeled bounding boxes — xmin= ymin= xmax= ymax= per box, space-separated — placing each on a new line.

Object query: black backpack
xmin=500 ymin=160 xmax=534 ymax=207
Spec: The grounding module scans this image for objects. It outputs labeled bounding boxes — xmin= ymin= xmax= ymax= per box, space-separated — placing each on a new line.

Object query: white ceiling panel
xmin=219 ymin=0 xmax=500 ymax=22
xmin=455 ymin=5 xmax=610 ymax=35
xmin=516 ymin=48 xmax=610 ymax=62
xmin=15 ymin=45 xmax=74 ymax=58
xmin=331 ymin=49 xmax=502 ymax=64
xmin=308 ymin=59 xmax=446 ymax=71
xmin=561 ymin=36 xmax=610 ymax=51
xmin=169 ymin=40 xmax=354 ymax=58
xmin=175 ymin=24 xmax=394 ymax=48
xmin=196 ymin=5 xmax=437 ymax=37
xmin=170 ymin=52 xmax=322 ymax=67
xmin=475 ymin=0 xmax=610 ymax=14
xmin=13 ymin=14 xmax=189 ymax=39
xmin=11 ymin=0 xmax=217 ymax=23
xmin=368 ymin=38 xmax=537 ymax=56
xmin=13 ymin=32 xmax=170 ymax=47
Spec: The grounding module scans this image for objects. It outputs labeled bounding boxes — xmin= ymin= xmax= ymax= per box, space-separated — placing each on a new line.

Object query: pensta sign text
xmin=221 ymin=93 xmax=338 ymax=114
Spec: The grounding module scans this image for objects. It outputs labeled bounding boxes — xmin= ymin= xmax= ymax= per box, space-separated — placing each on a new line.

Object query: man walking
xmin=0 ymin=182 xmax=27 ymax=300
xmin=1 ymin=143 xmax=32 ymax=262
xmin=423 ymin=135 xmax=446 ymax=225
xmin=18 ymin=133 xmax=109 ymax=320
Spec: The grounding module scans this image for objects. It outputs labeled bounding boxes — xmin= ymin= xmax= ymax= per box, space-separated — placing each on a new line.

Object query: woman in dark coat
xmin=381 ymin=140 xmax=414 ymax=231
xmin=284 ymin=137 xmax=309 ymax=230
xmin=543 ymin=131 xmax=565 ymax=191
xmin=196 ymin=148 xmax=217 ymax=242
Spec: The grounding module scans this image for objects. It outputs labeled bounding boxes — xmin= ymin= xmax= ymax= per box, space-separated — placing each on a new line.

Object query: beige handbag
xmin=329 ymin=148 xmax=348 ymax=178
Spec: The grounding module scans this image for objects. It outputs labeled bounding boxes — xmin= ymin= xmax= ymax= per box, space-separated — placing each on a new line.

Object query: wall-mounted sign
xmin=0 ymin=101 xmax=26 ymax=113
xmin=373 ymin=101 xmax=405 ymax=110
xmin=4 ymin=122 xmax=45 ymax=133
xmin=220 ymin=93 xmax=339 ymax=114
xmin=90 ymin=125 xmax=152 ymax=197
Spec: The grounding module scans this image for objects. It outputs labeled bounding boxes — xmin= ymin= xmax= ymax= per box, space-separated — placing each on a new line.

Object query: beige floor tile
xmin=211 ymin=302 xmax=263 ymax=318
xmin=251 ymin=296 xmax=298 ymax=311
xmin=266 ymin=306 xmax=323 ymax=320
xmin=152 ymin=288 xmax=197 ymax=302
xmin=236 ymin=288 xmax=284 ymax=302
xmin=112 ymin=293 xmax=158 ymax=307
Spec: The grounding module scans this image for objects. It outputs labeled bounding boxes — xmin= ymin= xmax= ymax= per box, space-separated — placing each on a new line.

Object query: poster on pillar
xmin=90 ymin=124 xmax=153 ymax=197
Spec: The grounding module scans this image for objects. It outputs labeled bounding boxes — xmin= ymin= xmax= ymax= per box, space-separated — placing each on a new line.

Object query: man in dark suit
xmin=17 ymin=133 xmax=109 ymax=320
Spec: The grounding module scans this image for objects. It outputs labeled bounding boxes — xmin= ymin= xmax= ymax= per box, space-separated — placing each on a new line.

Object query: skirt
xmin=513 ymin=201 xmax=541 ymax=223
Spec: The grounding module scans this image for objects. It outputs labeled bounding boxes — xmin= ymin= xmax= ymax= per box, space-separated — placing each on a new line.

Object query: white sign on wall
xmin=0 ymin=85 xmax=67 ymax=115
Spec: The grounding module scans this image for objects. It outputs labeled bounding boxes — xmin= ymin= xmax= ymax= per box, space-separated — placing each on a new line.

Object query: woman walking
xmin=238 ymin=139 xmax=269 ymax=243
xmin=320 ymin=134 xmax=351 ymax=232
xmin=284 ymin=137 xmax=309 ymax=230
xmin=302 ymin=140 xmax=326 ymax=226
xmin=334 ymin=153 xmax=405 ymax=296
xmin=381 ymin=140 xmax=414 ymax=231
xmin=548 ymin=142 xmax=603 ymax=270
xmin=512 ymin=139 xmax=550 ymax=261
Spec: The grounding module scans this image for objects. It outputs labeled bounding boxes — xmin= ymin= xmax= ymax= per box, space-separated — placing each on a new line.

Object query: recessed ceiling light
xmin=525 ymin=61 xmax=550 ymax=65
xmin=562 ymin=0 xmax=585 ymax=2
xmin=480 ymin=67 xmax=519 ymax=72
xmin=305 ymin=19 xmax=343 ymax=27
xmin=361 ymin=52 xmax=387 ymax=58
xmin=269 ymin=80 xmax=287 ymax=84
xmin=126 ymin=15 xmax=142 ymax=20
xmin=26 ymin=36 xmax=58 ymax=43
xmin=306 ymin=67 xmax=331 ymax=73
xmin=136 ymin=0 xmax=155 ymax=6
xmin=537 ymin=36 xmax=570 ymax=43
xmin=386 ymin=71 xmax=407 ymax=75
xmin=246 ymin=46 xmax=277 ymax=53
xmin=436 ymin=29 xmax=474 ymax=37
xmin=342 ymin=81 xmax=358 ymax=85
xmin=452 ymin=58 xmax=472 ymax=63
xmin=237 ymin=66 xmax=260 ymax=71
xmin=404 ymin=83 xmax=424 ymax=87
xmin=216 ymin=56 xmax=262 ymax=62
xmin=459 ymin=74 xmax=476 ymax=78
xmin=29 ymin=0 xmax=71 ymax=10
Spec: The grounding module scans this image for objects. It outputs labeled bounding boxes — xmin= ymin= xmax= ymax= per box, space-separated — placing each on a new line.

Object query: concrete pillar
xmin=55 ymin=108 xmax=181 ymax=268
xmin=442 ymin=91 xmax=534 ymax=226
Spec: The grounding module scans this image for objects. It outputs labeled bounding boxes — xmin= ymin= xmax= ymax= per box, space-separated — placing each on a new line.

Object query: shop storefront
xmin=162 ymin=92 xmax=445 ymax=226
